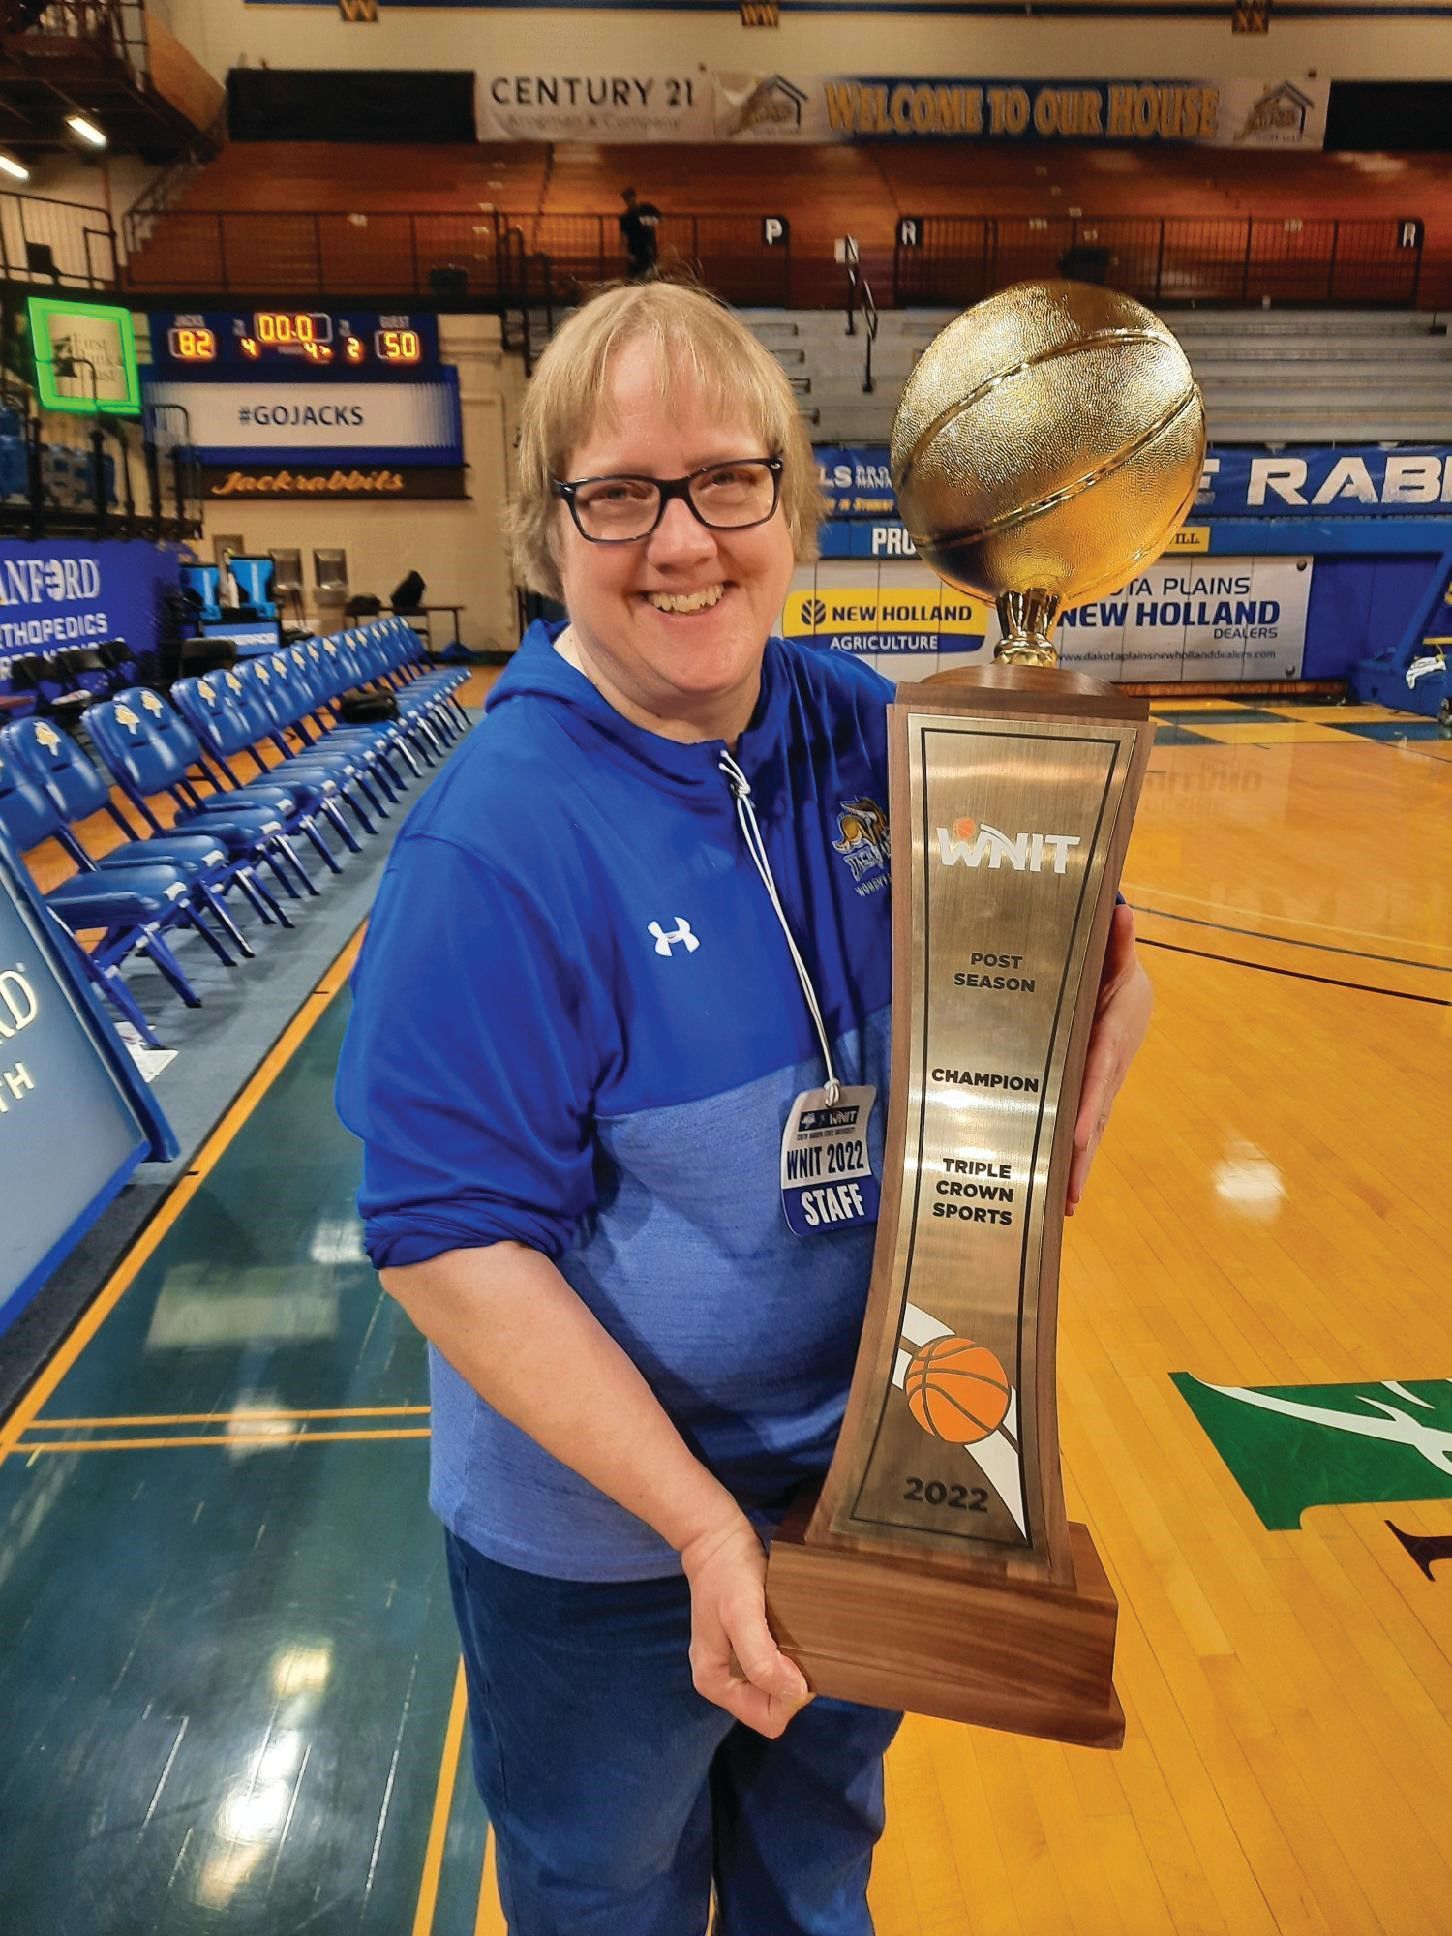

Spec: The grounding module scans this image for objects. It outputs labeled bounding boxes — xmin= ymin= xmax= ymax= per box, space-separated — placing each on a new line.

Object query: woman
xmin=336 ymin=280 xmax=1151 ymax=1935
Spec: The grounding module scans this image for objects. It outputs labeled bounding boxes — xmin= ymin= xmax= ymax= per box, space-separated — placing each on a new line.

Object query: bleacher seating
xmin=0 ymin=407 xmax=27 ymax=501
xmin=743 ymin=305 xmax=1452 ymax=445
xmin=1 ymin=410 xmax=117 ymax=512
xmin=125 ymin=142 xmax=552 ymax=295
xmin=122 ymin=136 xmax=1452 ymax=310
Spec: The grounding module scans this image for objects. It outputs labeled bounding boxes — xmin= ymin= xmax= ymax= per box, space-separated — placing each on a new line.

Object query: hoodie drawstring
xmin=719 ymin=750 xmax=841 ymax=1107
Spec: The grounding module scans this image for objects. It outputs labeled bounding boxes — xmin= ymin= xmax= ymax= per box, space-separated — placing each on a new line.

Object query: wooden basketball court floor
xmin=0 ymin=695 xmax=1448 ymax=1935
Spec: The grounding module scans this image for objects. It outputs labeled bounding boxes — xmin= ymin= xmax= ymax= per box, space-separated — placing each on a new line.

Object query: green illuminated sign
xmin=27 ymin=296 xmax=141 ymax=415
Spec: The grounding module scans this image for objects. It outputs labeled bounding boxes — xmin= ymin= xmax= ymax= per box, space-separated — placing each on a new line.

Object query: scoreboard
xmin=149 ymin=311 xmax=441 ymax=378
xmin=142 ymin=308 xmax=463 ymax=480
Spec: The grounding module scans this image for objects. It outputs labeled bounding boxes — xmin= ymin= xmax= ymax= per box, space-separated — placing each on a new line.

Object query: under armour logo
xmin=649 ymin=917 xmax=700 ymax=957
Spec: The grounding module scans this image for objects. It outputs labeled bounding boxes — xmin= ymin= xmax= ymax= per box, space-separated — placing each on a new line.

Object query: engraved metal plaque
xmin=816 ymin=700 xmax=1146 ymax=1581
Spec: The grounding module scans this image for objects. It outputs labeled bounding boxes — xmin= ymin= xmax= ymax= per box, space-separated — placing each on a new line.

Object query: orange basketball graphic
xmin=952 ymin=816 xmax=977 ymax=841
xmin=904 ymin=1336 xmax=1012 ymax=1444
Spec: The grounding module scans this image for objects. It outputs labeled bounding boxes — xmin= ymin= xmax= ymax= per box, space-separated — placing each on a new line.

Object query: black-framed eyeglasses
xmin=552 ymin=456 xmax=783 ymax=543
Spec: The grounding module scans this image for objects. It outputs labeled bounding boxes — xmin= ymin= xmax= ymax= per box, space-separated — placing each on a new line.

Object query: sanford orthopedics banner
xmin=0 ymin=540 xmax=184 ymax=689
xmin=476 ymin=72 xmax=1328 ymax=147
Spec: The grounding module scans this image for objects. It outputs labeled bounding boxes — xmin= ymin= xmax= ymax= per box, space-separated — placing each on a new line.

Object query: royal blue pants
xmin=445 ymin=1530 xmax=903 ymax=1936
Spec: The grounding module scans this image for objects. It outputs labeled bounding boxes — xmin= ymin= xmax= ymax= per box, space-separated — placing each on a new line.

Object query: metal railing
xmin=0 ymin=406 xmax=201 ymax=542
xmin=893 ymin=215 xmax=1425 ymax=309
xmin=0 ymin=0 xmax=149 ymax=81
xmin=0 ymin=191 xmax=118 ymax=288
xmin=122 ymin=207 xmax=508 ymax=299
xmin=114 ymin=197 xmax=1430 ymax=317
xmin=507 ymin=212 xmax=790 ymax=306
xmin=498 ymin=224 xmax=557 ymax=377
xmin=121 ymin=103 xmax=228 ymax=263
xmin=843 ymin=236 xmax=879 ymax=393
xmin=122 ymin=205 xmax=792 ymax=307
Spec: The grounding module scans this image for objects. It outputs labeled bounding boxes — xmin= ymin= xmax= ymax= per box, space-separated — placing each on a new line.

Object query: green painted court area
xmin=0 ymin=998 xmax=491 ymax=1935
xmin=1173 ymin=1373 xmax=1452 ymax=1529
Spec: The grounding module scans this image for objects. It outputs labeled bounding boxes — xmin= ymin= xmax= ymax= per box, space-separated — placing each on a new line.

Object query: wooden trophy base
xmin=766 ymin=1485 xmax=1125 ymax=1749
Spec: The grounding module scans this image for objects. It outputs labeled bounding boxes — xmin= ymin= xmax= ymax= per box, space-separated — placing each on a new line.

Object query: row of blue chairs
xmin=0 ymin=619 xmax=470 ymax=1047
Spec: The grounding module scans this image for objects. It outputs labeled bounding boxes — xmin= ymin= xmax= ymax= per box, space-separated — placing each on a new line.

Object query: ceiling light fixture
xmin=0 ymin=153 xmax=31 ymax=181
xmin=66 ymin=112 xmax=107 ymax=148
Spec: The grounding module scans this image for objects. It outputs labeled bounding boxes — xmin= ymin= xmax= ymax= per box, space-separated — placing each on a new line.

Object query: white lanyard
xmin=719 ymin=750 xmax=841 ymax=1106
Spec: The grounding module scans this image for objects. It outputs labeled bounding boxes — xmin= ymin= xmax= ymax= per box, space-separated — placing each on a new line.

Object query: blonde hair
xmin=506 ymin=280 xmax=827 ymax=600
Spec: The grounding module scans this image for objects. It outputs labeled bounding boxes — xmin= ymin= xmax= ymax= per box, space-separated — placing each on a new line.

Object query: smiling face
xmin=554 ymin=336 xmax=796 ymax=745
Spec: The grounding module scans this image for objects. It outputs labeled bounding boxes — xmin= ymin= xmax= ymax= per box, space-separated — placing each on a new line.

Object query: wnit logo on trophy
xmin=936 ymin=816 xmax=1082 ymax=874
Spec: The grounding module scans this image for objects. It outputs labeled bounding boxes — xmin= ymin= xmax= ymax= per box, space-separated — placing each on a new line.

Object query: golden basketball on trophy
xmin=765 ymin=282 xmax=1205 ymax=1747
xmin=892 ymin=280 xmax=1206 ymax=641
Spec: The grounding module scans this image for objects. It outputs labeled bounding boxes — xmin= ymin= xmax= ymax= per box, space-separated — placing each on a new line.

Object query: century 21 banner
xmin=479 ymin=74 xmax=1328 ymax=148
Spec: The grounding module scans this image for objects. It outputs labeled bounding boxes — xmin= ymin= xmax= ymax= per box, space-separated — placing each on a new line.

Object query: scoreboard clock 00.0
xmin=153 ymin=311 xmax=438 ymax=377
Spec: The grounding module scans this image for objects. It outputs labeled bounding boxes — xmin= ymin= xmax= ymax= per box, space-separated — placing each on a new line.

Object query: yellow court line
xmin=413 ymin=1658 xmax=471 ymax=1936
xmin=30 ymin=1406 xmax=431 ymax=1429
xmin=0 ymin=921 xmax=368 ymax=1469
xmin=17 ymin=1428 xmax=431 ymax=1455
xmin=476 ymin=1831 xmax=507 ymax=1936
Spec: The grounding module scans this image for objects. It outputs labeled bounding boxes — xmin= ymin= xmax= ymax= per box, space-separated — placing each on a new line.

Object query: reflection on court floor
xmin=1 ymin=697 xmax=1449 ymax=1934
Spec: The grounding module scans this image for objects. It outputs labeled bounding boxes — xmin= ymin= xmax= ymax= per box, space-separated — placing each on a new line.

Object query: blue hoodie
xmin=336 ymin=621 xmax=895 ymax=1580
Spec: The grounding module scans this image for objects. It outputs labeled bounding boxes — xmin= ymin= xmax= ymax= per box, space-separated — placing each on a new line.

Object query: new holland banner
xmin=783 ymin=583 xmax=992 ymax=656
xmin=780 ymin=557 xmax=1311 ymax=680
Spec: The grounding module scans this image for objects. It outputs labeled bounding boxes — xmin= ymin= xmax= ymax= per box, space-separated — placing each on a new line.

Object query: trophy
xmin=765 ymin=282 xmax=1205 ymax=1748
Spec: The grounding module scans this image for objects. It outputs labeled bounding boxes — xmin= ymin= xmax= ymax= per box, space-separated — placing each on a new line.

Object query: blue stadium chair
xmin=179 ymin=564 xmax=223 ymax=623
xmin=378 ymin=617 xmax=471 ymax=726
xmin=324 ymin=631 xmax=454 ymax=759
xmin=348 ymin=625 xmax=461 ymax=728
xmin=333 ymin=635 xmax=457 ymax=768
xmin=170 ymin=669 xmax=363 ymax=871
xmin=11 ymin=652 xmax=89 ymax=724
xmin=1 ymin=715 xmax=258 ymax=959
xmin=239 ymin=656 xmax=393 ymax=821
xmin=84 ymin=689 xmax=303 ymax=921
xmin=257 ymin=650 xmax=410 ymax=786
xmin=62 ymin=646 xmax=115 ymax=703
xmin=0 ymin=744 xmax=235 ymax=1045
xmin=227 ymin=556 xmax=278 ymax=619
xmin=98 ymin=638 xmax=140 ymax=690
xmin=365 ymin=621 xmax=472 ymax=736
xmin=267 ymin=642 xmax=427 ymax=789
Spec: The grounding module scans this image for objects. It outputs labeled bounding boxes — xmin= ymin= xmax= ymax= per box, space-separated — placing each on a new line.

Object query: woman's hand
xmin=1067 ymin=902 xmax=1153 ymax=1216
xmin=679 ymin=1511 xmax=813 ymax=1738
